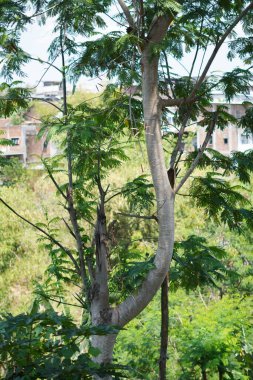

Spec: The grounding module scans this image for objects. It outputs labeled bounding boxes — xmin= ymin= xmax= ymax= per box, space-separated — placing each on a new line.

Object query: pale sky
xmin=19 ymin=17 xmax=245 ymax=92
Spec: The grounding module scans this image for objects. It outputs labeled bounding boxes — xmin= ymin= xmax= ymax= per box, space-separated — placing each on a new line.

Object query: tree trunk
xmin=91 ymin=202 xmax=115 ymax=380
xmin=201 ymin=368 xmax=208 ymax=380
xmin=91 ymin=334 xmax=117 ymax=380
xmin=114 ymin=44 xmax=174 ymax=328
xmin=159 ymin=274 xmax=169 ymax=380
xmin=91 ymin=39 xmax=174 ymax=379
xmin=218 ymin=364 xmax=224 ymax=380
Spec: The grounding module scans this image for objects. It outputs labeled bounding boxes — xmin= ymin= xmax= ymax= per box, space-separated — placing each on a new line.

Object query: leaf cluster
xmin=189 ymin=172 xmax=252 ymax=231
xmin=0 ymin=81 xmax=31 ymax=117
xmin=186 ymin=148 xmax=253 ymax=184
xmin=121 ymin=175 xmax=155 ymax=213
xmin=171 ymin=235 xmax=236 ymax=291
xmin=0 ymin=301 xmax=123 ymax=379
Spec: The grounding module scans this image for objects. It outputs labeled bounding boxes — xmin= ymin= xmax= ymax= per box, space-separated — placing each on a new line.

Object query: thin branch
xmin=169 ymin=110 xmax=192 ymax=169
xmin=189 ymin=2 xmax=253 ymax=99
xmin=28 ymin=4 xmax=58 ymax=19
xmin=31 ymin=97 xmax=62 ymax=112
xmin=43 ymin=161 xmax=68 ymax=200
xmin=30 ymin=57 xmax=62 ymax=73
xmin=162 ymin=50 xmax=176 ymax=99
xmin=29 ymin=55 xmax=60 ymax=91
xmin=115 ymin=211 xmax=158 ymax=222
xmin=187 ymin=16 xmax=204 ymax=92
xmin=60 ymin=28 xmax=90 ymax=293
xmin=37 ymin=293 xmax=84 ymax=308
xmin=175 ymin=112 xmax=218 ymax=193
xmin=117 ymin=0 xmax=136 ymax=29
xmin=62 ymin=218 xmax=76 ymax=239
xmin=105 ymin=183 xmax=146 ymax=203
xmin=104 ymin=12 xmax=126 ymax=27
xmin=0 ymin=196 xmax=81 ymax=275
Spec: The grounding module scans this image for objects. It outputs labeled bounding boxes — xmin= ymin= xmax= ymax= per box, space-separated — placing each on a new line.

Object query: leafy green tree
xmin=0 ymin=300 xmax=123 ymax=380
xmin=1 ymin=1 xmax=253 ymax=379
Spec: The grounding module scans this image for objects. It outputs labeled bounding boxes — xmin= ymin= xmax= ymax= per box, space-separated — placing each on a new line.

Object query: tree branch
xmin=30 ymin=57 xmax=63 ymax=73
xmin=189 ymin=2 xmax=253 ymax=99
xmin=43 ymin=160 xmax=68 ymax=200
xmin=160 ymin=3 xmax=253 ymax=111
xmin=31 ymin=97 xmax=62 ymax=112
xmin=0 ymin=196 xmax=81 ymax=275
xmin=62 ymin=218 xmax=76 ymax=239
xmin=60 ymin=29 xmax=89 ymax=294
xmin=117 ymin=0 xmax=136 ymax=29
xmin=147 ymin=14 xmax=174 ymax=43
xmin=169 ymin=110 xmax=192 ymax=169
xmin=175 ymin=112 xmax=218 ymax=194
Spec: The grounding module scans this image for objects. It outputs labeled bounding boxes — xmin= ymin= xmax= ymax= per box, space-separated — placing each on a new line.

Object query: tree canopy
xmin=0 ymin=1 xmax=253 ymax=379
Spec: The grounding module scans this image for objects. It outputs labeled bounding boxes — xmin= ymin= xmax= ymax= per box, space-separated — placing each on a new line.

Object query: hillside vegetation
xmin=0 ymin=147 xmax=252 ymax=379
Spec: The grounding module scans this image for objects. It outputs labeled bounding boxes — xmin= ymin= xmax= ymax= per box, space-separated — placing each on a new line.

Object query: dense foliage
xmin=0 ymin=0 xmax=253 ymax=379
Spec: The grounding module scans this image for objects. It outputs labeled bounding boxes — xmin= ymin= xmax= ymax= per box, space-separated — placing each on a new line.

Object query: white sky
xmin=19 ymin=17 xmax=245 ymax=92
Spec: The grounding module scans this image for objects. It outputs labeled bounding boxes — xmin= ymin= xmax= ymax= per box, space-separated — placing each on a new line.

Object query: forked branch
xmin=175 ymin=112 xmax=218 ymax=194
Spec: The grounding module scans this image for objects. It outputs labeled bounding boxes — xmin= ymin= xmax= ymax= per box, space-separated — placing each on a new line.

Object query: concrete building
xmin=35 ymin=80 xmax=71 ymax=101
xmin=35 ymin=80 xmax=63 ymax=101
xmin=0 ymin=118 xmax=57 ymax=165
xmin=197 ymin=92 xmax=253 ymax=154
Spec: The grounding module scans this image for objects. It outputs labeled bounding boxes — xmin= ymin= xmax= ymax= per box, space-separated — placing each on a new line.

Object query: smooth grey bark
xmin=92 ymin=334 xmax=117 ymax=380
xmin=90 ymin=44 xmax=175 ymax=380
xmin=113 ymin=48 xmax=174 ymax=328
xmin=89 ymin=13 xmax=175 ymax=378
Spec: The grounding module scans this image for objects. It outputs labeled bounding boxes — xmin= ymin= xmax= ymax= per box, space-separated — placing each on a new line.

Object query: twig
xmin=169 ymin=110 xmax=192 ymax=169
xmin=31 ymin=97 xmax=62 ymax=112
xmin=62 ymin=218 xmax=76 ymax=239
xmin=0 ymin=196 xmax=81 ymax=275
xmin=30 ymin=57 xmax=62 ymax=74
xmin=43 ymin=161 xmax=68 ymax=200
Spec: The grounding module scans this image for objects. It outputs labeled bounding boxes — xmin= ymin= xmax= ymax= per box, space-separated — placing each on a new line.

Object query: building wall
xmin=0 ymin=119 xmax=26 ymax=161
xmin=26 ymin=127 xmax=52 ymax=163
xmin=0 ymin=119 xmax=56 ymax=164
xmin=197 ymin=103 xmax=253 ymax=154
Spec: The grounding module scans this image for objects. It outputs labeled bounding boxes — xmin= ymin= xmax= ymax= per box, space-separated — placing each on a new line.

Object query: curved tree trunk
xmin=114 ymin=45 xmax=174 ymax=328
xmin=91 ymin=32 xmax=175 ymax=380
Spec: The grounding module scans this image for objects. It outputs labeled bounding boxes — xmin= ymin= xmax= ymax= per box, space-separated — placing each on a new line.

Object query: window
xmin=11 ymin=138 xmax=19 ymax=145
xmin=241 ymin=133 xmax=252 ymax=144
xmin=43 ymin=140 xmax=48 ymax=150
xmin=224 ymin=138 xmax=228 ymax=144
xmin=209 ymin=135 xmax=213 ymax=144
xmin=168 ymin=116 xmax=174 ymax=125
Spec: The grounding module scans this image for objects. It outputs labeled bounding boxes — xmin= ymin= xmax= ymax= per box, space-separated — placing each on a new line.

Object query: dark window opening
xmin=43 ymin=140 xmax=48 ymax=150
xmin=209 ymin=135 xmax=213 ymax=144
xmin=224 ymin=138 xmax=228 ymax=144
xmin=11 ymin=138 xmax=19 ymax=145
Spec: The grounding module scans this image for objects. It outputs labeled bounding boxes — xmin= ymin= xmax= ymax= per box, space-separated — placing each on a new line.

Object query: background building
xmin=0 ymin=118 xmax=57 ymax=165
xmin=197 ymin=92 xmax=253 ymax=154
